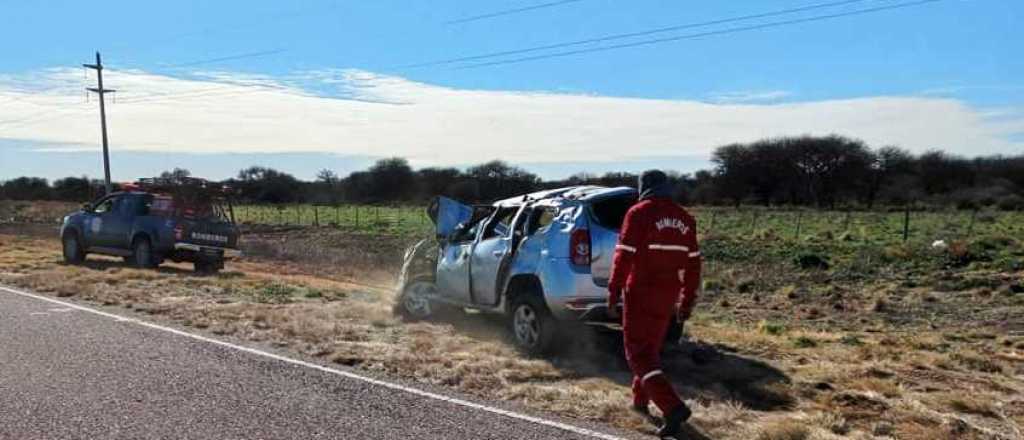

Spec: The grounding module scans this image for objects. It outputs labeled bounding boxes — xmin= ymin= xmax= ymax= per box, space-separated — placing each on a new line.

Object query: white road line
xmin=0 ymin=285 xmax=626 ymax=440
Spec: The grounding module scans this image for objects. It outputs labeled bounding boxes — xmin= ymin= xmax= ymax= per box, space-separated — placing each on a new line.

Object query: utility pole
xmin=84 ymin=52 xmax=116 ymax=194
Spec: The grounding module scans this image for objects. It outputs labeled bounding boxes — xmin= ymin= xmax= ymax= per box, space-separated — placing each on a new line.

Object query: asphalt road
xmin=0 ymin=286 xmax=635 ymax=440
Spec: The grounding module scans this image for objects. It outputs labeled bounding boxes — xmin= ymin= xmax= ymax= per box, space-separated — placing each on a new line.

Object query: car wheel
xmin=395 ymin=279 xmax=438 ymax=320
xmin=62 ymin=233 xmax=85 ymax=264
xmin=509 ymin=295 xmax=556 ymax=356
xmin=194 ymin=260 xmax=221 ymax=274
xmin=132 ymin=238 xmax=157 ymax=269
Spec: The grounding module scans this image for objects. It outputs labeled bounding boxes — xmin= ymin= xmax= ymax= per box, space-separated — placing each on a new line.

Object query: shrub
xmin=792 ymin=336 xmax=817 ymax=348
xmin=759 ymin=320 xmax=786 ymax=336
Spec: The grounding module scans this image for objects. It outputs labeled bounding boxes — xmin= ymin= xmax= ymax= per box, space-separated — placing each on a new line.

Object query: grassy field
xmin=1 ymin=221 xmax=1022 ymax=439
xmin=3 ymin=199 xmax=1022 ymax=245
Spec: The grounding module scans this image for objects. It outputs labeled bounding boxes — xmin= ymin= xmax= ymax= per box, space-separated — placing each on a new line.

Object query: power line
xmin=409 ymin=0 xmax=871 ymax=68
xmin=158 ymin=48 xmax=288 ymax=69
xmin=447 ymin=0 xmax=584 ymax=24
xmin=460 ymin=0 xmax=943 ymax=69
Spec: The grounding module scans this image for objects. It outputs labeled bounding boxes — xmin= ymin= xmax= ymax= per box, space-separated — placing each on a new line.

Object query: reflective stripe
xmin=688 ymin=251 xmax=701 ymax=258
xmin=615 ymin=244 xmax=637 ymax=253
xmin=641 ymin=370 xmax=663 ymax=382
xmin=648 ymin=244 xmax=689 ymax=251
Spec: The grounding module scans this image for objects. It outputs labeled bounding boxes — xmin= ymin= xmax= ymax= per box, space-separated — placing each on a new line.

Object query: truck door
xmin=469 ymin=206 xmax=522 ymax=306
xmin=81 ymin=196 xmax=114 ymax=247
xmin=98 ymin=195 xmax=133 ymax=248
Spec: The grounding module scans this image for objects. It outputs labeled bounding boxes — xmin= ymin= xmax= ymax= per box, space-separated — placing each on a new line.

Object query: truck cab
xmin=60 ymin=179 xmax=241 ymax=273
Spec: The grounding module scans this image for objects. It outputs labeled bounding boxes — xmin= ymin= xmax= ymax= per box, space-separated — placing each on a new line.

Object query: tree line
xmin=2 ymin=135 xmax=1022 ymax=210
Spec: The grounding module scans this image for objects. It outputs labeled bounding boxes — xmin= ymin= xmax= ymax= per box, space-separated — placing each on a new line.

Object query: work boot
xmin=656 ymin=405 xmax=691 ymax=438
xmin=631 ymin=403 xmax=660 ymax=426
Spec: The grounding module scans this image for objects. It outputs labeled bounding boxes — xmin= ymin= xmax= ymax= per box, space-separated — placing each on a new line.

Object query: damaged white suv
xmin=396 ymin=186 xmax=679 ymax=354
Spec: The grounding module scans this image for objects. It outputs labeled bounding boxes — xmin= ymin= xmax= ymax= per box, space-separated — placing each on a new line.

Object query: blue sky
xmin=2 ymin=0 xmax=1022 ymax=181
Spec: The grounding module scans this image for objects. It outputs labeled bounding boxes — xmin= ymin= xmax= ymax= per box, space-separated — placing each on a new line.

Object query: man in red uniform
xmin=607 ymin=170 xmax=702 ymax=437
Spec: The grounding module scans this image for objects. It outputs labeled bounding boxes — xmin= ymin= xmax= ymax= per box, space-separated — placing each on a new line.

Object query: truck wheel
xmin=509 ymin=295 xmax=557 ymax=356
xmin=395 ymin=278 xmax=438 ymax=321
xmin=62 ymin=233 xmax=85 ymax=264
xmin=194 ymin=260 xmax=221 ymax=274
xmin=132 ymin=238 xmax=157 ymax=269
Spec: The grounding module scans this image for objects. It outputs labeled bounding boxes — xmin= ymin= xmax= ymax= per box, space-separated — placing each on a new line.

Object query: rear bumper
xmin=173 ymin=243 xmax=241 ymax=259
xmin=564 ymin=300 xmax=622 ymax=330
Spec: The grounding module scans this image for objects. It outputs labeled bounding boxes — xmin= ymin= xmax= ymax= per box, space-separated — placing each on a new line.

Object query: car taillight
xmin=570 ymin=229 xmax=591 ymax=266
xmin=173 ymin=224 xmax=184 ymax=240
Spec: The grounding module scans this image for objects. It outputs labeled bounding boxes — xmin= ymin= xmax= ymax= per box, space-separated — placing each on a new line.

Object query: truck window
xmin=93 ymin=197 xmax=115 ymax=214
xmin=148 ymin=196 xmax=175 ymax=217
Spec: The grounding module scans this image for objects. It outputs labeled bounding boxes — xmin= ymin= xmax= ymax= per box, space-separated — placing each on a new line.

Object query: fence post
xmin=750 ymin=210 xmax=759 ymax=235
xmin=966 ymin=208 xmax=978 ymax=238
xmin=314 ymin=205 xmax=319 ymax=227
xmin=843 ymin=208 xmax=851 ymax=231
xmin=902 ymin=204 xmax=911 ymax=242
xmin=794 ymin=210 xmax=803 ymax=241
xmin=355 ymin=206 xmax=360 ymax=229
xmin=707 ymin=209 xmax=716 ymax=235
xmin=335 ymin=205 xmax=340 ymax=226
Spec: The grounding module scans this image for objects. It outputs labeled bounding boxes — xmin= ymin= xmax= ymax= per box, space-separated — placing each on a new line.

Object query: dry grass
xmin=2 ymin=232 xmax=1023 ymax=439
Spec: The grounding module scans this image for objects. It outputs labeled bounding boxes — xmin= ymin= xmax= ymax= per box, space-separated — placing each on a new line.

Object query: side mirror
xmin=81 ymin=202 xmax=92 ymax=212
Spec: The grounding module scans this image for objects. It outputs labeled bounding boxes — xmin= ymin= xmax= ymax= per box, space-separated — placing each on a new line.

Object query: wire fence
xmin=234 ymin=204 xmax=433 ymax=236
xmin=3 ymin=199 xmax=1022 ymax=244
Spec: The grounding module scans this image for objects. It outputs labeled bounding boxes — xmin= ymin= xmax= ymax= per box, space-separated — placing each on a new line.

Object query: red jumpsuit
xmin=608 ymin=197 xmax=702 ymax=415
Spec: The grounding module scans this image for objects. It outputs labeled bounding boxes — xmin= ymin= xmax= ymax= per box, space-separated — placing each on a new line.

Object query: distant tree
xmin=466 ymin=160 xmax=541 ymax=202
xmin=917 ymin=150 xmax=974 ymax=195
xmin=231 ymin=166 xmax=304 ymax=203
xmin=52 ymin=176 xmax=94 ymax=201
xmin=362 ymin=158 xmax=416 ymax=202
xmin=1 ymin=177 xmax=52 ymax=200
xmin=158 ymin=168 xmax=192 ymax=181
xmin=315 ymin=169 xmax=339 ymax=185
xmin=415 ymin=167 xmax=463 ymax=201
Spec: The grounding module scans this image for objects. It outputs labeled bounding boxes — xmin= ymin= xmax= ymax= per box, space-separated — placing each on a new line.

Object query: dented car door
xmin=469 ymin=206 xmax=523 ymax=306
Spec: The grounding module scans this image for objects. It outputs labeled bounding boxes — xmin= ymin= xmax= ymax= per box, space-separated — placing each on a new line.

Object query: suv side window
xmin=482 ymin=207 xmax=517 ymax=240
xmin=451 ymin=217 xmax=485 ymax=243
xmin=527 ymin=207 xmax=556 ymax=235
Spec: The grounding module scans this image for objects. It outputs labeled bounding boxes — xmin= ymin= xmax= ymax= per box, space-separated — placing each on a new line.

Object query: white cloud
xmin=1 ymin=68 xmax=1022 ymax=170
xmin=708 ymin=90 xmax=792 ymax=104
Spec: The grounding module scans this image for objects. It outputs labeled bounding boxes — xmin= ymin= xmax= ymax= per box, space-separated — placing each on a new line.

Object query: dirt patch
xmin=2 ymin=230 xmax=1023 ymax=439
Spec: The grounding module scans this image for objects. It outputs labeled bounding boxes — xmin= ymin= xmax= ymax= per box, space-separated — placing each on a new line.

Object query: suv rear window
xmin=589 ymin=195 xmax=636 ymax=229
xmin=144 ymin=194 xmax=232 ymax=223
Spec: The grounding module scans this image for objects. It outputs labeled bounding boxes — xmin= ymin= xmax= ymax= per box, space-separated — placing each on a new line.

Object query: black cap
xmin=639 ymin=169 xmax=671 ymax=200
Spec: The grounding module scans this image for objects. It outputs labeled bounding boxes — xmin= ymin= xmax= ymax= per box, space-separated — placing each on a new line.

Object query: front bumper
xmin=173 ymin=243 xmax=242 ymax=259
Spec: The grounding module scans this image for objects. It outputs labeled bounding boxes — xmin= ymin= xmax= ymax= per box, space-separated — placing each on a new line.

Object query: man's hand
xmin=676 ymin=305 xmax=691 ymax=324
xmin=607 ymin=289 xmax=621 ymax=320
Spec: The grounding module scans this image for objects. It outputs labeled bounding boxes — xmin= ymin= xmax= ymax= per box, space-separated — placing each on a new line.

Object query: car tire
xmin=62 ymin=232 xmax=85 ymax=265
xmin=132 ymin=238 xmax=157 ymax=269
xmin=508 ymin=294 xmax=557 ymax=356
xmin=394 ymin=278 xmax=439 ymax=321
xmin=194 ymin=260 xmax=221 ymax=274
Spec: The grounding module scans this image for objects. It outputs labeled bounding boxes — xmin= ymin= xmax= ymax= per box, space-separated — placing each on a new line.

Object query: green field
xmin=234 ymin=204 xmax=433 ymax=236
xmin=234 ymin=203 xmax=1024 ymax=246
xmin=3 ymin=200 xmax=1022 ymax=245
